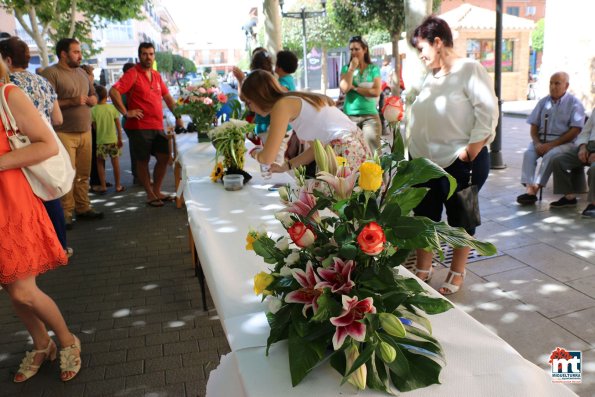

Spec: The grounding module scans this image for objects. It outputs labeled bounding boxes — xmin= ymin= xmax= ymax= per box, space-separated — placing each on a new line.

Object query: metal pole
xmin=301 ymin=8 xmax=308 ymax=90
xmin=490 ymin=0 xmax=506 ymax=169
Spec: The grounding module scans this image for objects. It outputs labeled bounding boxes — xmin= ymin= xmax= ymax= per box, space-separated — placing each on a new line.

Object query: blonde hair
xmin=240 ymin=69 xmax=334 ymax=113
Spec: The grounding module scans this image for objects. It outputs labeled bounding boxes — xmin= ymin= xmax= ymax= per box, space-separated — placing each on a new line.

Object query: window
xmin=526 ymin=6 xmax=536 ymax=16
xmin=506 ymin=6 xmax=520 ymax=16
xmin=466 ymin=39 xmax=514 ymax=72
xmin=105 ymin=21 xmax=133 ymax=42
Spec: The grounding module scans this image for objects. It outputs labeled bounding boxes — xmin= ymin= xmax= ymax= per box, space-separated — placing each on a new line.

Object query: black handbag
xmin=449 ymin=159 xmax=481 ymax=230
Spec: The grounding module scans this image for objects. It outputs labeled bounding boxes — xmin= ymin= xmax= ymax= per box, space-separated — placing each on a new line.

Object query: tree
xmin=172 ymin=54 xmax=197 ymax=75
xmin=155 ymin=51 xmax=173 ymax=74
xmin=0 ymin=0 xmax=144 ymax=66
xmin=531 ymin=19 xmax=544 ymax=53
xmin=333 ymin=0 xmax=405 ymax=95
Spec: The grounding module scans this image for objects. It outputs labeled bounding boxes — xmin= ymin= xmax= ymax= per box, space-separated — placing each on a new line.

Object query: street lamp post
xmin=279 ymin=0 xmax=326 ymax=90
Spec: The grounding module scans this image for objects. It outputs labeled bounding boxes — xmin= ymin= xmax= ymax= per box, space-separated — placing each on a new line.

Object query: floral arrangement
xmin=175 ymin=71 xmax=228 ymax=135
xmin=208 ymin=119 xmax=254 ymax=182
xmin=247 ymin=137 xmax=496 ymax=393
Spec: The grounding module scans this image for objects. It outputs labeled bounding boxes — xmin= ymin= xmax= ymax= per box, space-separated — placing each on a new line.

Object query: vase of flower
xmin=208 ymin=119 xmax=255 ymax=185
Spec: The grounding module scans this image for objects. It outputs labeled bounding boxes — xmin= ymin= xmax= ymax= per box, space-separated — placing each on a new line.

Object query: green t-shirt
xmin=91 ymin=103 xmax=120 ymax=144
xmin=340 ymin=63 xmax=380 ymax=116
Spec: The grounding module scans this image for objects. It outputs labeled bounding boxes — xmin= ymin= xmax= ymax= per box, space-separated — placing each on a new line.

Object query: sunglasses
xmin=349 ymin=36 xmax=366 ymax=45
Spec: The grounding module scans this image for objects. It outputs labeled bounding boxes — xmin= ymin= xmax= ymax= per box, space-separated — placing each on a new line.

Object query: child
xmin=275 ymin=50 xmax=298 ymax=91
xmin=91 ymin=85 xmax=125 ymax=194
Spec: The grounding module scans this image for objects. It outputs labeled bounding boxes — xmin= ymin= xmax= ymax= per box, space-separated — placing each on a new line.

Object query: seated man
xmin=551 ymin=111 xmax=595 ymax=217
xmin=516 ymin=72 xmax=585 ymax=205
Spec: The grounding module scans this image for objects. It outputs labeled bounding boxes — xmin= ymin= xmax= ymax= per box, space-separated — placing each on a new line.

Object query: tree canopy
xmin=0 ymin=0 xmax=145 ymax=66
xmin=531 ymin=19 xmax=544 ymax=53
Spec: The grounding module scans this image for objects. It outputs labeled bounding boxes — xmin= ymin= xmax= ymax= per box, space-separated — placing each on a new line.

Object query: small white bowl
xmin=223 ymin=174 xmax=243 ymax=191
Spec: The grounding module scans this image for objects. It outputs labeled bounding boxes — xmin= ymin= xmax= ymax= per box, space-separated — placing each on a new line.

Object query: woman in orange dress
xmin=0 ymin=58 xmax=81 ymax=382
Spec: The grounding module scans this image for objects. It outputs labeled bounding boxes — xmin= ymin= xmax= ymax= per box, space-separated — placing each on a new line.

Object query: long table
xmin=177 ymin=137 xmax=576 ymax=397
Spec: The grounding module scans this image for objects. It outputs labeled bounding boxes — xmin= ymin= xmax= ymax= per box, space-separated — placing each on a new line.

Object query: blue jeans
xmin=43 ymin=199 xmax=67 ymax=249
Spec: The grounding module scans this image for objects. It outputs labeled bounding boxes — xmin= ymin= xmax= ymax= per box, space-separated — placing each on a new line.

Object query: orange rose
xmin=357 ymin=222 xmax=386 ymax=256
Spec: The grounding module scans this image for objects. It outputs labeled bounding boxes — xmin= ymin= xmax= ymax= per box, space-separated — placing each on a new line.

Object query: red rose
xmin=357 ymin=222 xmax=386 ymax=256
xmin=288 ymin=222 xmax=317 ymax=248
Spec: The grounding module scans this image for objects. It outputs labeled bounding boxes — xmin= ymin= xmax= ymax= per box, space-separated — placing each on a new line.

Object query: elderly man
xmin=550 ymin=111 xmax=595 ymax=217
xmin=516 ymin=72 xmax=585 ymax=205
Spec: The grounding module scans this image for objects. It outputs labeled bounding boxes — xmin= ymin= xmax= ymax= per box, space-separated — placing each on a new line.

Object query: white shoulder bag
xmin=0 ymin=83 xmax=75 ymax=201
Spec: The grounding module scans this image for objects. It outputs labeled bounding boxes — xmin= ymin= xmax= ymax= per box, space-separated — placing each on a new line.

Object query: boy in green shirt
xmin=91 ymin=85 xmax=124 ymax=194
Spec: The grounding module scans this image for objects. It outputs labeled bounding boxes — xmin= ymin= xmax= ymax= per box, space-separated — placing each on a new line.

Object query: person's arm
xmin=464 ymin=62 xmax=499 ymax=155
xmin=109 ymin=86 xmax=143 ymax=120
xmin=115 ymin=117 xmax=123 ymax=148
xmin=272 ymin=145 xmax=316 ymax=172
xmin=232 ymin=66 xmax=245 ymax=86
xmin=339 ymin=62 xmax=355 ymax=93
xmin=540 ymin=126 xmax=581 ymax=154
xmin=86 ymin=80 xmax=97 ymax=106
xmin=163 ymin=93 xmax=184 ymax=128
xmin=0 ymin=87 xmax=58 ymax=171
xmin=51 ymin=99 xmax=63 ymax=126
xmin=59 ymin=95 xmax=89 ymax=109
xmin=353 ymin=75 xmax=382 ymax=97
xmin=251 ymin=98 xmax=297 ymax=165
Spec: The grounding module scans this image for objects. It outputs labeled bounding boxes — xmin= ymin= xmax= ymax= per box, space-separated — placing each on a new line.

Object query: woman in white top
xmin=242 ymin=70 xmax=371 ymax=172
xmin=408 ymin=16 xmax=498 ymax=295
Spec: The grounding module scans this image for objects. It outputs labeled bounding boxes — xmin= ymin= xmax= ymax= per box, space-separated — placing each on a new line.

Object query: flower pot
xmin=226 ymin=167 xmax=252 ymax=184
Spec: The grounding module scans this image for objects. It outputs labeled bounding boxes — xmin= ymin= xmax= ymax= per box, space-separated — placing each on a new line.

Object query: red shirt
xmin=112 ymin=64 xmax=169 ymax=130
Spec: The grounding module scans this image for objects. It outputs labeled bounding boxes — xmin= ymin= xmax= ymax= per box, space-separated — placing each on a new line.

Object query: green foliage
xmin=172 ymin=54 xmax=197 ymax=75
xmin=531 ymin=19 xmax=544 ymax=52
xmin=155 ymin=52 xmax=173 ymax=74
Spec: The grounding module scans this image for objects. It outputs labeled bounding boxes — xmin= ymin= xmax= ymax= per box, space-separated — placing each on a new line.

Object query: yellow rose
xmin=246 ymin=232 xmax=257 ymax=250
xmin=253 ymin=272 xmax=275 ymax=295
xmin=358 ymin=162 xmax=383 ymax=192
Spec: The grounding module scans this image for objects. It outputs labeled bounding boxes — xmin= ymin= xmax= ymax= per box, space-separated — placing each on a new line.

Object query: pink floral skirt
xmin=329 ymin=128 xmax=372 ymax=171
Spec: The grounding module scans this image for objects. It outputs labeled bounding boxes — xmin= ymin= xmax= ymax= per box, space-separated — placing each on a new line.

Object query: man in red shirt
xmin=109 ymin=42 xmax=183 ymax=207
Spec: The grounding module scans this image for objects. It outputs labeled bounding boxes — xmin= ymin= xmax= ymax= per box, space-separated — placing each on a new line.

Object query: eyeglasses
xmin=349 ymin=35 xmax=365 ymax=44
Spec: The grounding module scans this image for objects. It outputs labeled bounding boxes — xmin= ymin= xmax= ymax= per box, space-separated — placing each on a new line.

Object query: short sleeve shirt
xmin=526 ymin=93 xmax=585 ymax=142
xmin=92 ymin=104 xmax=120 ymax=144
xmin=9 ymin=71 xmax=57 ymax=122
xmin=278 ymin=75 xmax=296 ymax=91
xmin=112 ymin=64 xmax=169 ymax=131
xmin=41 ymin=64 xmax=95 ymax=133
xmin=340 ymin=63 xmax=380 ymax=116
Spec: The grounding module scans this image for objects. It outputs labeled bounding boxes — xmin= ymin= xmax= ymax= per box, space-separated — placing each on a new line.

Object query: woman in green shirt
xmin=339 ymin=36 xmax=382 ymax=153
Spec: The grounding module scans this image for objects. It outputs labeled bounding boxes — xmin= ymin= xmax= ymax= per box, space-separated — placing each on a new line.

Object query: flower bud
xmin=325 ymin=145 xmax=338 ymax=175
xmin=345 ymin=344 xmax=367 ymax=390
xmin=378 ymin=341 xmax=396 ymax=363
xmin=379 ymin=313 xmax=406 ymax=337
xmin=313 ymin=140 xmax=328 ymax=172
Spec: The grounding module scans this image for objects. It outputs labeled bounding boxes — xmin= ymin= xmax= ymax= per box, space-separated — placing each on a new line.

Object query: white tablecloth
xmin=178 ymin=140 xmax=576 ymax=397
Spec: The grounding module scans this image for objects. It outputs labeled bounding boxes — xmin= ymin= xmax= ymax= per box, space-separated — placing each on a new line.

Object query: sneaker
xmin=516 ymin=193 xmax=538 ymax=205
xmin=65 ymin=215 xmax=74 ymax=230
xmin=582 ymin=204 xmax=595 ymax=218
xmin=65 ymin=247 xmax=74 ymax=258
xmin=75 ymin=209 xmax=104 ymax=220
xmin=550 ymin=196 xmax=578 ymax=208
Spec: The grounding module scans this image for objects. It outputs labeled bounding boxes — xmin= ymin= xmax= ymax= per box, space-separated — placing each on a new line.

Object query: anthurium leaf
xmin=388 ymin=157 xmax=456 ymax=199
xmin=311 ymin=289 xmax=342 ymax=323
xmin=389 ymin=187 xmax=429 ymax=215
xmin=434 ymin=223 xmax=497 ymax=256
xmin=406 ymin=294 xmax=454 ymax=315
xmin=288 ymin=325 xmax=326 ymax=386
xmin=265 ymin=305 xmax=291 ymax=355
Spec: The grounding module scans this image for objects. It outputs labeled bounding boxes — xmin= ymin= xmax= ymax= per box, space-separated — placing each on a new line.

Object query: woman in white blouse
xmin=408 ymin=16 xmax=498 ymax=295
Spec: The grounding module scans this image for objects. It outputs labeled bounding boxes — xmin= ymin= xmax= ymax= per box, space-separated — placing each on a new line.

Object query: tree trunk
xmin=320 ymin=45 xmax=328 ymax=95
xmin=14 ymin=8 xmax=51 ymax=67
xmin=390 ymin=31 xmax=401 ymax=96
xmin=404 ymin=0 xmax=433 ymax=104
xmin=68 ymin=0 xmax=78 ymax=37
xmin=263 ymin=0 xmax=282 ymax=56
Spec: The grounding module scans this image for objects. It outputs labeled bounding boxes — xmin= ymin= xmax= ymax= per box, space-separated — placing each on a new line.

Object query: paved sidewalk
xmin=0 ymin=116 xmax=593 ymax=396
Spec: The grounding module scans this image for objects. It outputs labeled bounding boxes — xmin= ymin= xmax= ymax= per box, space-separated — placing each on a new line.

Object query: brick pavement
xmin=0 ymin=139 xmax=229 ymax=397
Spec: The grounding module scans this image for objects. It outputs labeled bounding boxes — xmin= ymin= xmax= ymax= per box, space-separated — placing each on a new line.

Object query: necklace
xmin=432 ymin=68 xmax=450 ymax=79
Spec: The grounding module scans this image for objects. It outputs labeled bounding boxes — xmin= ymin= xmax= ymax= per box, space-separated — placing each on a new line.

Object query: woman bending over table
xmin=241 ymin=70 xmax=372 ymax=172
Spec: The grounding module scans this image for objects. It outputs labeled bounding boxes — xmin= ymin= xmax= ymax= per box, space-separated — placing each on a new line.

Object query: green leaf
xmin=252 ymin=237 xmax=286 ymax=265
xmin=342 ymin=341 xmax=377 ymax=379
xmin=384 ymin=339 xmax=443 ymax=391
xmin=338 ymin=244 xmax=358 ymax=259
xmin=333 ymin=223 xmax=352 ymax=244
xmin=406 ymin=295 xmax=454 ymax=315
xmin=394 ymin=308 xmax=433 ymax=334
xmin=265 ymin=305 xmax=291 ymax=355
xmin=288 ymin=325 xmax=326 ymax=386
xmin=388 ymin=158 xmax=456 ymax=199
xmin=311 ymin=289 xmax=342 ymax=322
xmin=434 ymin=223 xmax=497 ymax=256
xmin=365 ymin=353 xmax=394 ymax=394
xmin=389 ymin=187 xmax=429 ymax=215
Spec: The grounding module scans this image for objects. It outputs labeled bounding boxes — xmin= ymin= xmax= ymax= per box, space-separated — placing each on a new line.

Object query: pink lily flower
xmin=316 ymin=257 xmax=355 ymax=294
xmin=285 ymin=188 xmax=321 ymax=224
xmin=316 ymin=168 xmax=358 ymax=200
xmin=330 ymin=295 xmax=376 ymax=350
xmin=285 ymin=261 xmax=322 ymax=316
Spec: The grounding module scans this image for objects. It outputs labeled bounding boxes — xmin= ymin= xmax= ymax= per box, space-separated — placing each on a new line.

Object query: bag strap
xmin=0 ymin=84 xmax=19 ymax=136
xmin=465 ymin=148 xmax=473 ymax=185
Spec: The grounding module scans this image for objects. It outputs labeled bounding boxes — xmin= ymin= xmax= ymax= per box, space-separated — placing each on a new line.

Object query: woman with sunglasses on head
xmin=243 ymin=70 xmax=371 ymax=173
xmin=408 ymin=16 xmax=498 ymax=295
xmin=339 ymin=36 xmax=382 ymax=153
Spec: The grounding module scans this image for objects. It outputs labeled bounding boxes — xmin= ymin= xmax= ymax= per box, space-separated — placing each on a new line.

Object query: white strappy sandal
xmin=414 ymin=265 xmax=434 ymax=283
xmin=14 ymin=338 xmax=57 ymax=383
xmin=440 ymin=270 xmax=466 ymax=295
